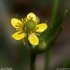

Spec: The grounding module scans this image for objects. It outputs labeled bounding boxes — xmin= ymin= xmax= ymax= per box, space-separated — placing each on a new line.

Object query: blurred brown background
xmin=0 ymin=0 xmax=70 ymax=70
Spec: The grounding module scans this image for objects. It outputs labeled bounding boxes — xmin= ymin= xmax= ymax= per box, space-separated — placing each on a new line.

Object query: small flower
xmin=11 ymin=13 xmax=48 ymax=46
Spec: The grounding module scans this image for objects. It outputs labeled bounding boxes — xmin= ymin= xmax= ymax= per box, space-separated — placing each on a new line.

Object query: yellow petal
xmin=35 ymin=16 xmax=40 ymax=24
xmin=11 ymin=18 xmax=23 ymax=28
xmin=27 ymin=13 xmax=36 ymax=22
xmin=12 ymin=31 xmax=26 ymax=40
xmin=36 ymin=23 xmax=48 ymax=33
xmin=28 ymin=33 xmax=39 ymax=46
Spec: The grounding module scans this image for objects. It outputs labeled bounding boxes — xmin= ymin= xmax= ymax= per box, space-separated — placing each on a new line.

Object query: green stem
xmin=51 ymin=0 xmax=60 ymax=23
xmin=44 ymin=49 xmax=51 ymax=70
xmin=30 ymin=49 xmax=36 ymax=70
xmin=44 ymin=0 xmax=60 ymax=69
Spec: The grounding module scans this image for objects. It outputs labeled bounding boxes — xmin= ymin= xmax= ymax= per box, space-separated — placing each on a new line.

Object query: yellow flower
xmin=11 ymin=13 xmax=48 ymax=46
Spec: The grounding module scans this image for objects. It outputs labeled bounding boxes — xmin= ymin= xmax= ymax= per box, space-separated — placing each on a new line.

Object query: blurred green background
xmin=0 ymin=0 xmax=70 ymax=70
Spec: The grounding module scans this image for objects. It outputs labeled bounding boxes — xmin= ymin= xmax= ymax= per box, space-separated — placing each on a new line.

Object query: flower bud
xmin=38 ymin=41 xmax=47 ymax=50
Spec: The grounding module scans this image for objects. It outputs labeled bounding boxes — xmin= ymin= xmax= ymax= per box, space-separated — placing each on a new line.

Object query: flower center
xmin=24 ymin=20 xmax=36 ymax=33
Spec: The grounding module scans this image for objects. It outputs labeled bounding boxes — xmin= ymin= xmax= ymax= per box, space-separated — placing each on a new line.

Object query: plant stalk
xmin=30 ymin=49 xmax=36 ymax=70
